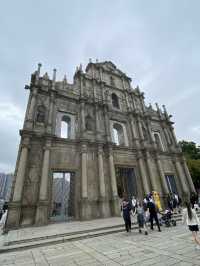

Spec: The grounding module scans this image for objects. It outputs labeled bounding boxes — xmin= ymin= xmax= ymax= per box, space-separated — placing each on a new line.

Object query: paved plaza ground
xmin=0 ymin=222 xmax=200 ymax=266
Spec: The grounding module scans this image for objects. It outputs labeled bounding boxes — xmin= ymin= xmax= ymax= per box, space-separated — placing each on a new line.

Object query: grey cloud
xmin=0 ymin=0 xmax=200 ymax=172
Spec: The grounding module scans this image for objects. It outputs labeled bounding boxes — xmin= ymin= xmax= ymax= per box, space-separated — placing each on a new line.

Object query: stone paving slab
xmin=0 ymin=223 xmax=200 ymax=265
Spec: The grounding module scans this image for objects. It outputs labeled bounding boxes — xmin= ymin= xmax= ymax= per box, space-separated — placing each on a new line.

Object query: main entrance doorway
xmin=50 ymin=172 xmax=75 ymax=222
xmin=116 ymin=167 xmax=137 ymax=199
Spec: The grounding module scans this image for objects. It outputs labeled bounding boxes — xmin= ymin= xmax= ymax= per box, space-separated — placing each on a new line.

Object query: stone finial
xmin=155 ymin=102 xmax=159 ymax=110
xmin=79 ymin=63 xmax=83 ymax=72
xmin=43 ymin=72 xmax=49 ymax=80
xmin=149 ymin=103 xmax=152 ymax=109
xmin=96 ymin=59 xmax=98 ymax=63
xmin=53 ymin=68 xmax=57 ymax=82
xmin=63 ymin=74 xmax=67 ymax=83
xmin=136 ymin=85 xmax=140 ymax=93
xmin=89 ymin=58 xmax=92 ymax=63
xmin=162 ymin=104 xmax=168 ymax=114
xmin=37 ymin=63 xmax=42 ymax=76
xmin=63 ymin=75 xmax=67 ymax=87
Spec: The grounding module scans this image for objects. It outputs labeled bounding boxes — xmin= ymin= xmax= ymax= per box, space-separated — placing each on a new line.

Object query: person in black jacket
xmin=147 ymin=199 xmax=161 ymax=232
xmin=3 ymin=202 xmax=8 ymax=213
xmin=121 ymin=195 xmax=132 ymax=233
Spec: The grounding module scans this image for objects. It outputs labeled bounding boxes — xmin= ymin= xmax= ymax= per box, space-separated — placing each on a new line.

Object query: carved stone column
xmin=81 ymin=144 xmax=88 ymax=198
xmin=46 ymin=92 xmax=55 ymax=134
xmin=80 ymin=144 xmax=89 ymax=219
xmin=12 ymin=140 xmax=29 ymax=202
xmin=25 ymin=88 xmax=37 ymax=129
xmin=80 ymin=101 xmax=85 ymax=135
xmin=162 ymin=126 xmax=170 ymax=145
xmin=145 ymin=151 xmax=157 ymax=191
xmin=146 ymin=118 xmax=154 ymax=143
xmin=35 ymin=140 xmax=51 ymax=225
xmin=103 ymin=105 xmax=111 ymax=142
xmin=130 ymin=92 xmax=137 ymax=110
xmin=95 ymin=104 xmax=100 ymax=141
xmin=130 ymin=114 xmax=140 ymax=148
xmin=108 ymin=146 xmax=120 ymax=216
xmin=6 ymin=137 xmax=30 ymax=228
xmin=182 ymin=158 xmax=196 ymax=193
xmin=122 ymin=77 xmax=130 ymax=111
xmin=174 ymin=159 xmax=188 ymax=195
xmin=98 ymin=146 xmax=106 ymax=198
xmin=136 ymin=117 xmax=144 ymax=141
xmin=156 ymin=156 xmax=169 ymax=195
xmin=98 ymin=145 xmax=109 ymax=217
xmin=137 ymin=151 xmax=150 ymax=195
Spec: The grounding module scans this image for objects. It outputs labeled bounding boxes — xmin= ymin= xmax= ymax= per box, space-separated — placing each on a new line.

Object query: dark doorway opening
xmin=165 ymin=174 xmax=178 ymax=194
xmin=116 ymin=167 xmax=137 ymax=200
xmin=50 ymin=172 xmax=75 ymax=222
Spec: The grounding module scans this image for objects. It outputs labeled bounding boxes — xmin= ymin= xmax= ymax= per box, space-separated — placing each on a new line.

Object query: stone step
xmin=0 ymin=211 xmax=198 ymax=254
xmin=5 ymin=212 xmax=183 ymax=247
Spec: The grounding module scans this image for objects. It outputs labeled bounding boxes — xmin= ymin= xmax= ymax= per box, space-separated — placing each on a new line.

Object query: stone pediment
xmin=99 ymin=61 xmax=125 ymax=77
xmin=85 ymin=60 xmax=131 ymax=80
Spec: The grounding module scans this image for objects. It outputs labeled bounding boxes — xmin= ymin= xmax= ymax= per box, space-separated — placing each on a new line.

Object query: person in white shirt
xmin=132 ymin=196 xmax=137 ymax=209
xmin=0 ymin=209 xmax=7 ymax=234
xmin=182 ymin=201 xmax=200 ymax=249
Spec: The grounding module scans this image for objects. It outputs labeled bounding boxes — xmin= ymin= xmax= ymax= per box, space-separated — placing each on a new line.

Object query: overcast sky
xmin=0 ymin=0 xmax=200 ymax=173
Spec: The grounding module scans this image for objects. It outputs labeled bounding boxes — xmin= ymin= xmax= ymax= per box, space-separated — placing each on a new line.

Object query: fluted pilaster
xmin=12 ymin=138 xmax=30 ymax=202
xmin=35 ymin=140 xmax=51 ymax=225
xmin=81 ymin=144 xmax=88 ymax=198
xmin=108 ymin=146 xmax=119 ymax=216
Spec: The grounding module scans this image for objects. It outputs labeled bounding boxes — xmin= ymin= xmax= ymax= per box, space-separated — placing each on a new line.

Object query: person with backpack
xmin=182 ymin=201 xmax=200 ymax=249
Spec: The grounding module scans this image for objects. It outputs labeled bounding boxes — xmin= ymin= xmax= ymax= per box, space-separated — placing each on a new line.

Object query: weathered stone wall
xmin=6 ymin=60 xmax=195 ymax=230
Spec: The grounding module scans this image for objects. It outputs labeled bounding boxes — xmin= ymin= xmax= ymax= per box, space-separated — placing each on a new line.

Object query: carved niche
xmin=36 ymin=105 xmax=46 ymax=123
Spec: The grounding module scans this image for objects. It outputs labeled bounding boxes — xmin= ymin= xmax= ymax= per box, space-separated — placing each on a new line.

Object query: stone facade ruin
xmin=6 ymin=60 xmax=195 ymax=229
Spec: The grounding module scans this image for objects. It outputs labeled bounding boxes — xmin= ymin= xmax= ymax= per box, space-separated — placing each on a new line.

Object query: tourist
xmin=167 ymin=193 xmax=173 ymax=212
xmin=121 ymin=195 xmax=132 ymax=233
xmin=182 ymin=201 xmax=200 ymax=249
xmin=147 ymin=198 xmax=161 ymax=232
xmin=190 ymin=192 xmax=198 ymax=209
xmin=0 ymin=209 xmax=8 ymax=234
xmin=176 ymin=194 xmax=182 ymax=213
xmin=198 ymin=193 xmax=200 ymax=208
xmin=131 ymin=196 xmax=137 ymax=211
xmin=0 ymin=208 xmax=3 ymax=221
xmin=135 ymin=200 xmax=148 ymax=235
xmin=173 ymin=193 xmax=179 ymax=214
xmin=3 ymin=202 xmax=8 ymax=213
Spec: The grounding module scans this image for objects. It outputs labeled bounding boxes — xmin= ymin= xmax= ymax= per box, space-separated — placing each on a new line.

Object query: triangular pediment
xmin=85 ymin=60 xmax=131 ymax=80
xmin=100 ymin=61 xmax=125 ymax=77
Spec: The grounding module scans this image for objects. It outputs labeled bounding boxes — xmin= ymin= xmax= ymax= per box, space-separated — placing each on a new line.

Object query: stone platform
xmin=0 ymin=212 xmax=187 ymax=253
xmin=0 ymin=222 xmax=200 ymax=265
